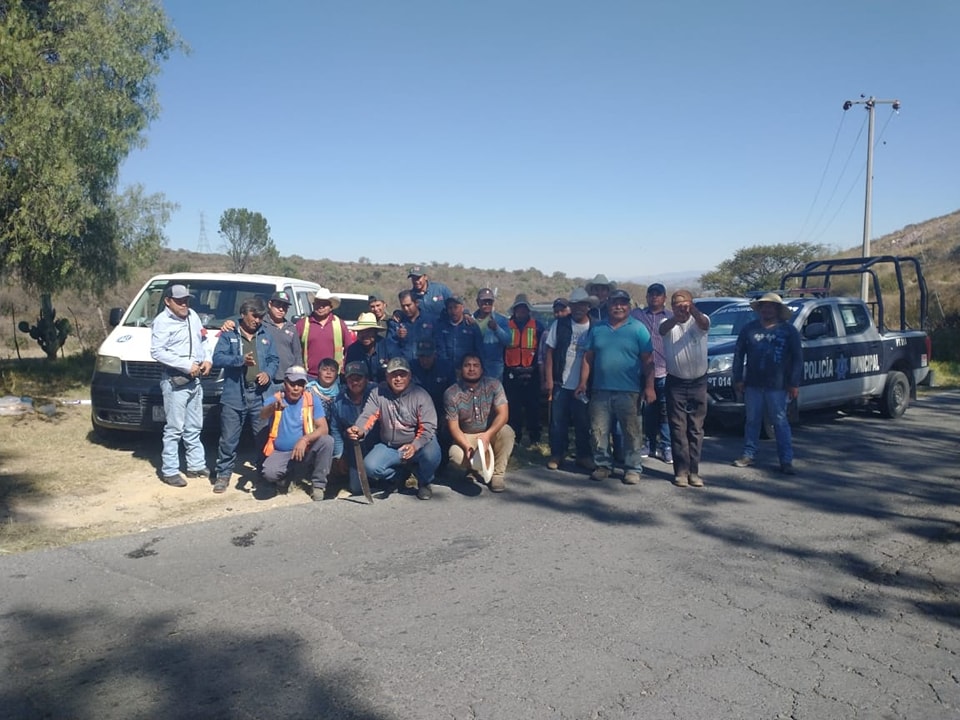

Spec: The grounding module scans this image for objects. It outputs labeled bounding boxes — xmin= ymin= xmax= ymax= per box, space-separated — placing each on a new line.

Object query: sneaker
xmin=623 ymin=470 xmax=642 ymax=485
xmin=688 ymin=474 xmax=704 ymax=488
xmin=780 ymin=464 xmax=797 ymax=475
xmin=417 ymin=484 xmax=433 ymax=500
xmin=662 ymin=448 xmax=673 ymax=465
xmin=546 ymin=457 xmax=560 ymax=470
xmin=212 ymin=476 xmax=230 ymax=494
xmin=732 ymin=456 xmax=754 ymax=468
xmin=590 ymin=467 xmax=611 ymax=481
xmin=672 ymin=475 xmax=689 ymax=488
xmin=184 ymin=468 xmax=209 ymax=479
xmin=489 ymin=475 xmax=505 ymax=493
xmin=161 ymin=473 xmax=187 ymax=487
xmin=639 ymin=441 xmax=650 ymax=458
xmin=575 ymin=456 xmax=596 ymax=471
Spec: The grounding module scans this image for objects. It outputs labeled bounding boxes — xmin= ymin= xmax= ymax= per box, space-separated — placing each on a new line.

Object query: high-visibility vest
xmin=300 ymin=315 xmax=345 ymax=371
xmin=263 ymin=391 xmax=315 ymax=457
xmin=505 ymin=318 xmax=538 ymax=368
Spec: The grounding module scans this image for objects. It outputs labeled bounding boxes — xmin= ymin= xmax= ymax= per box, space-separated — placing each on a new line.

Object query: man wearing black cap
xmin=262 ymin=290 xmax=303 ymax=392
xmin=632 ymin=283 xmax=674 ymax=463
xmin=327 ymin=360 xmax=378 ymax=495
xmin=473 ymin=288 xmax=511 ymax=381
xmin=150 ymin=284 xmax=213 ymax=487
xmin=576 ymin=289 xmax=656 ymax=484
xmin=407 ymin=265 xmax=452 ymax=323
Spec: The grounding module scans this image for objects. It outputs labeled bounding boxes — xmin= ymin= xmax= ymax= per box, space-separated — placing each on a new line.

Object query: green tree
xmin=0 ymin=0 xmax=181 ymax=295
xmin=112 ymin=184 xmax=178 ymax=274
xmin=699 ymin=242 xmax=829 ymax=296
xmin=218 ymin=208 xmax=278 ymax=273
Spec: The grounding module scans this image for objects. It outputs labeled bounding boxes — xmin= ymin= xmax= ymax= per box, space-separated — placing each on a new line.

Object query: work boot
xmin=489 ymin=475 xmax=505 ymax=493
xmin=688 ymin=474 xmax=704 ymax=487
xmin=546 ymin=457 xmax=560 ymax=470
xmin=213 ymin=476 xmax=230 ymax=494
xmin=416 ymin=484 xmax=433 ymax=500
xmin=184 ymin=468 xmax=209 ymax=479
xmin=672 ymin=475 xmax=689 ymax=488
xmin=732 ymin=456 xmax=754 ymax=468
xmin=623 ymin=470 xmax=642 ymax=485
xmin=590 ymin=467 xmax=611 ymax=482
xmin=161 ymin=473 xmax=187 ymax=487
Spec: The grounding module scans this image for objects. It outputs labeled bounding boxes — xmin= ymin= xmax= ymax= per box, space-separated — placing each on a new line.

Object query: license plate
xmin=151 ymin=405 xmax=166 ymax=422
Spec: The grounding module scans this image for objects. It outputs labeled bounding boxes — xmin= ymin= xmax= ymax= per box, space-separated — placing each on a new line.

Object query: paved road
xmin=3 ymin=392 xmax=959 ymax=719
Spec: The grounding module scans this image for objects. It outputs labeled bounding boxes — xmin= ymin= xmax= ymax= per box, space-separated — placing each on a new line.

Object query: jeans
xmin=363 ymin=437 xmax=442 ymax=488
xmin=743 ymin=386 xmax=794 ymax=465
xmin=214 ymin=386 xmax=271 ymax=479
xmin=549 ymin=387 xmax=591 ymax=460
xmin=160 ymin=377 xmax=206 ymax=478
xmin=665 ymin=375 xmax=708 ymax=478
xmin=642 ymin=375 xmax=671 ymax=453
xmin=261 ymin=435 xmax=334 ymax=489
xmin=589 ymin=390 xmax=644 ymax=472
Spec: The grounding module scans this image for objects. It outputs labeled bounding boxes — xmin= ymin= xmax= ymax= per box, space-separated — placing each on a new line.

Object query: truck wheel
xmin=879 ymin=370 xmax=909 ymax=418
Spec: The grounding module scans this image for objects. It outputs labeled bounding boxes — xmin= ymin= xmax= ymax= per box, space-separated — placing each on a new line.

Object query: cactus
xmin=18 ymin=294 xmax=72 ymax=360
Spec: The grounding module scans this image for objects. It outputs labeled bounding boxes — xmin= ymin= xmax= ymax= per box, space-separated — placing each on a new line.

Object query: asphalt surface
xmin=3 ymin=392 xmax=959 ymax=720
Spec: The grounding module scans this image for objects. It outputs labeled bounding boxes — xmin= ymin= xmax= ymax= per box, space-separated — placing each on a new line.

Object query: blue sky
xmin=120 ymin=0 xmax=960 ymax=281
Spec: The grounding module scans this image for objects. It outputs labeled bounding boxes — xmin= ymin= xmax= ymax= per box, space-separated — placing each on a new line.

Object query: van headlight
xmin=95 ymin=354 xmax=122 ymax=375
xmin=708 ymin=353 xmax=733 ymax=374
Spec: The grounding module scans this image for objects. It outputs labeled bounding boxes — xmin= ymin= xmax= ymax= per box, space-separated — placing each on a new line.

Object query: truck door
xmin=798 ymin=303 xmax=842 ymax=409
xmin=836 ymin=302 xmax=884 ymax=398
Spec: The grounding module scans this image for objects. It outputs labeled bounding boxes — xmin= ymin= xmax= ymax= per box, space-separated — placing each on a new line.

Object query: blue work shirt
xmin=213 ymin=325 xmax=279 ymax=410
xmin=413 ymin=280 xmax=452 ymax=322
xmin=733 ymin=319 xmax=803 ymax=390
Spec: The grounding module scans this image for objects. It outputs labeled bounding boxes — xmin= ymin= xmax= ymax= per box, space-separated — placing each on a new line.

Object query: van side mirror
xmin=108 ymin=307 xmax=124 ymax=327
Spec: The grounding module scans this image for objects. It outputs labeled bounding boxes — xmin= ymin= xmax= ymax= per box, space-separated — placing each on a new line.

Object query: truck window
xmin=839 ymin=304 xmax=871 ymax=335
xmin=802 ymin=307 xmax=836 ymax=339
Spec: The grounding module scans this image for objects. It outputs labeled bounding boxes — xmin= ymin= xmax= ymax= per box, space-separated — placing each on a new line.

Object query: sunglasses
xmin=478 ymin=299 xmax=494 ymax=305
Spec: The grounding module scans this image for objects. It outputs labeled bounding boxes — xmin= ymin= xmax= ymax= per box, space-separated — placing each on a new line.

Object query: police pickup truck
xmin=705 ymin=256 xmax=931 ymax=428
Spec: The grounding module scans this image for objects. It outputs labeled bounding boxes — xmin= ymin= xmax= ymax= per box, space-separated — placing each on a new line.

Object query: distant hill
xmin=2 ymin=209 xmax=958 ymax=359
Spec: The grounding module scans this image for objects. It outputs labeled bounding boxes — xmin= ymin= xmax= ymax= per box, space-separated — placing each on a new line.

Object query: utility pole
xmin=843 ymin=95 xmax=901 ymax=301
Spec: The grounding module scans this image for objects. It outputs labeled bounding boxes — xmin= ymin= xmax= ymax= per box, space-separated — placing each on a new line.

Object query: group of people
xmin=149 ymin=268 xmax=802 ymax=501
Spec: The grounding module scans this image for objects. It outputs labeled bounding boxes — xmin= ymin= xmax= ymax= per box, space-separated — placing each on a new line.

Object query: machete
xmin=353 ymin=440 xmax=374 ymax=504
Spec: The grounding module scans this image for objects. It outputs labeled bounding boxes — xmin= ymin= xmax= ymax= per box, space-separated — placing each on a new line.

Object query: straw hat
xmin=353 ymin=312 xmax=386 ymax=334
xmin=749 ymin=292 xmax=792 ymax=321
xmin=470 ymin=438 xmax=495 ymax=483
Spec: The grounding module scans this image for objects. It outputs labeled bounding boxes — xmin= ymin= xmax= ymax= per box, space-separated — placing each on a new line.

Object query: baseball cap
xmin=343 ymin=361 xmax=368 ymax=378
xmin=552 ymin=297 xmax=570 ymax=309
xmin=164 ymin=284 xmax=193 ymax=300
xmin=608 ymin=289 xmax=632 ymax=305
xmin=445 ymin=295 xmax=465 ymax=306
xmin=416 ymin=339 xmax=437 ymax=357
xmin=647 ymin=283 xmax=666 ymax=295
xmin=269 ymin=290 xmax=292 ymax=305
xmin=386 ymin=357 xmax=411 ymax=374
xmin=284 ymin=365 xmax=308 ymax=383
xmin=476 ymin=288 xmax=495 ymax=302
xmin=407 ymin=265 xmax=425 ymax=278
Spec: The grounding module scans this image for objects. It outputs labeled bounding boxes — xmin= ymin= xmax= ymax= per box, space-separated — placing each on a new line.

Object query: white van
xmin=91 ymin=272 xmax=324 ymax=435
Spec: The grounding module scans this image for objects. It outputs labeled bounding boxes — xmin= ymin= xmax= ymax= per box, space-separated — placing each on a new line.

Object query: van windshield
xmin=124 ymin=279 xmax=278 ymax=329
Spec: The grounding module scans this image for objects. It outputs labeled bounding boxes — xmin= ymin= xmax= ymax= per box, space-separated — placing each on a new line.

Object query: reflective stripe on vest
xmin=505 ymin=318 xmax=538 ymax=368
xmin=300 ymin=316 xmax=345 ymax=372
xmin=263 ymin=391 xmax=315 ymax=457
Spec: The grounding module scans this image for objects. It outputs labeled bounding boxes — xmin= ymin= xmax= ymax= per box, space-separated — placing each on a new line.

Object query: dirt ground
xmin=0 ymin=398 xmax=318 ymax=554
